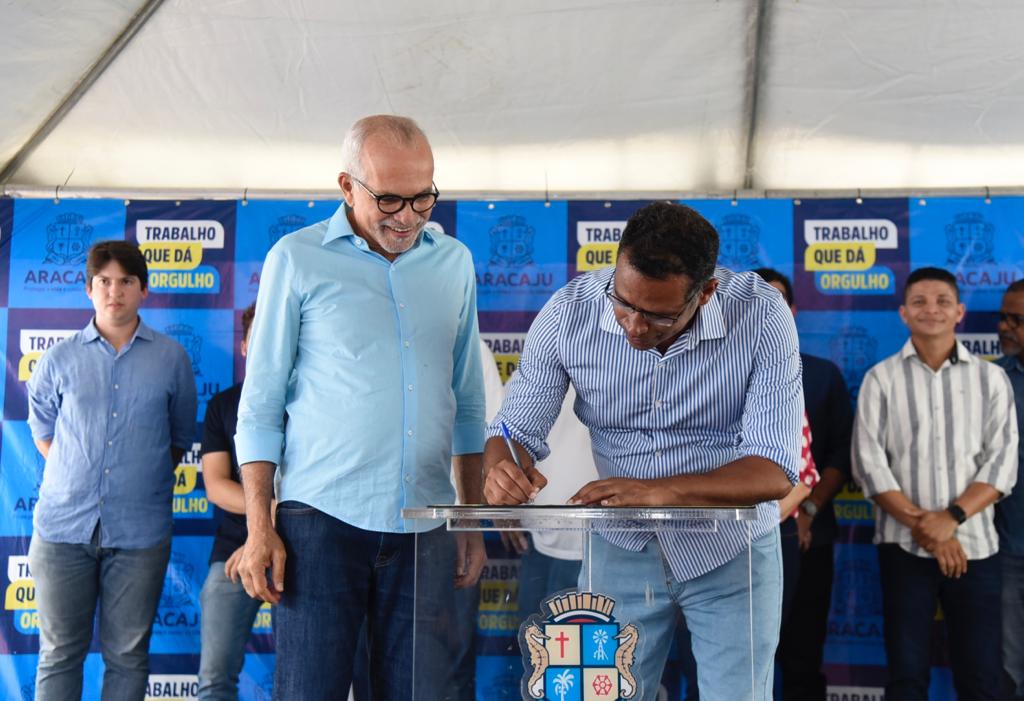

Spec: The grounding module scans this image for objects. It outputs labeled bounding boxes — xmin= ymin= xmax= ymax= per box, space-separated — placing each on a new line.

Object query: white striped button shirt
xmin=852 ymin=339 xmax=1018 ymax=560
xmin=492 ymin=266 xmax=804 ymax=582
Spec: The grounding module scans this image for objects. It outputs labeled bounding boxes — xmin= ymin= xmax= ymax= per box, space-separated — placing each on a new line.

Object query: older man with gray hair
xmin=234 ymin=115 xmax=487 ymax=700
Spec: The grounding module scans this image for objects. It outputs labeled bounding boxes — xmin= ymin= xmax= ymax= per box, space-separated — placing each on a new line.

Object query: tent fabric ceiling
xmin=2 ymin=0 xmax=1023 ymax=195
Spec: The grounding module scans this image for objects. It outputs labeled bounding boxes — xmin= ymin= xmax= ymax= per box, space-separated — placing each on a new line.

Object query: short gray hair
xmin=340 ymin=115 xmax=429 ymax=179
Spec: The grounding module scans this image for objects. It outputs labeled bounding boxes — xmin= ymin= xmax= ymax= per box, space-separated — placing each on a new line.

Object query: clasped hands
xmin=907 ymin=505 xmax=966 ymax=579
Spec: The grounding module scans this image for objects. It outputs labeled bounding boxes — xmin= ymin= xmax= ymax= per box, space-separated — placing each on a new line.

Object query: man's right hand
xmin=930 ymin=537 xmax=968 ymax=579
xmin=238 ymin=527 xmax=287 ymax=604
xmin=483 ymin=458 xmax=547 ymax=505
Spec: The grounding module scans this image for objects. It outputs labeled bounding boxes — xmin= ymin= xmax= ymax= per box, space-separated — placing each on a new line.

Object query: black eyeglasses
xmin=604 ymin=275 xmax=701 ymax=328
xmin=350 ymin=176 xmax=439 ymax=214
xmin=1000 ymin=311 xmax=1024 ymax=329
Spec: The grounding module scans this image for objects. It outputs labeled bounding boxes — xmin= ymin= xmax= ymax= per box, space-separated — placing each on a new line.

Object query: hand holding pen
xmin=482 ymin=421 xmax=548 ymax=505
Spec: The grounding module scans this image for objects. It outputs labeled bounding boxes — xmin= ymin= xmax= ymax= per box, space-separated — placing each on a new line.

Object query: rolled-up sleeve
xmin=975 ymin=366 xmax=1019 ymax=495
xmin=27 ymin=349 xmax=59 ymax=441
xmin=851 ymin=367 xmax=901 ymax=497
xmin=450 ymin=249 xmax=485 ymax=455
xmin=489 ymin=291 xmax=570 ymax=462
xmin=235 ymin=242 xmax=301 ymax=466
xmin=737 ymin=297 xmax=803 ymax=483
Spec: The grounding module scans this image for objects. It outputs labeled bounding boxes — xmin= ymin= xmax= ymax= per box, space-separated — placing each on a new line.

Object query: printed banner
xmin=0 ymin=195 xmax=1014 ymax=700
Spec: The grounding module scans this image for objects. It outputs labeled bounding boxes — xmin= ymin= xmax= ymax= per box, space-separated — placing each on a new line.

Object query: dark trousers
xmin=878 ymin=544 xmax=1002 ymax=701
xmin=272 ymin=501 xmax=456 ymax=701
xmin=776 ymin=540 xmax=833 ymax=701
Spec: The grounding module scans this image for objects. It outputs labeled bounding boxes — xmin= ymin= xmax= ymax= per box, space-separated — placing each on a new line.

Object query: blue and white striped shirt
xmin=491 ymin=266 xmax=803 ymax=581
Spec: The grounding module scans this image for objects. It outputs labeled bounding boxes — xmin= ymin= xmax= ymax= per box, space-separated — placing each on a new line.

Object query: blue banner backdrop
xmin=0 ymin=194 xmax=1016 ymax=700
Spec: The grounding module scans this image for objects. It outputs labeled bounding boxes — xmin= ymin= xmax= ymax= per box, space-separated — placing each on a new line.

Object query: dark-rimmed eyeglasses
xmin=604 ymin=275 xmax=702 ymax=328
xmin=350 ymin=176 xmax=439 ymax=214
xmin=1000 ymin=311 xmax=1024 ymax=329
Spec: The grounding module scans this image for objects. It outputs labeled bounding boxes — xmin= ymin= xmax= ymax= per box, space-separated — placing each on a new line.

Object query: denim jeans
xmin=877 ymin=544 xmax=1002 ymax=701
xmin=197 ymin=562 xmax=263 ymax=701
xmin=272 ymin=501 xmax=456 ymax=701
xmin=28 ymin=531 xmax=171 ymax=701
xmin=1004 ymin=553 xmax=1024 ymax=699
xmin=585 ymin=528 xmax=782 ymax=701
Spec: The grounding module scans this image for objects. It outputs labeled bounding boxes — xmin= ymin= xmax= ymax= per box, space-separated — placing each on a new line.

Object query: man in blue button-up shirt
xmin=484 ymin=202 xmax=800 ymax=701
xmin=235 ymin=115 xmax=486 ymax=700
xmin=27 ymin=241 xmax=197 ymax=701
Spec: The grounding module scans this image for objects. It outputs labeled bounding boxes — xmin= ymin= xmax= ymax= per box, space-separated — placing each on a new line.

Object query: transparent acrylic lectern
xmin=401 ymin=505 xmax=759 ymax=701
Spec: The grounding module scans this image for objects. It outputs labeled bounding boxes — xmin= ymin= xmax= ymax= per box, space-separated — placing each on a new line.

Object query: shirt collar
xmin=321 ymin=203 xmax=438 ymax=250
xmin=80 ymin=317 xmax=153 ymax=345
xmin=899 ymin=337 xmax=975 ymax=367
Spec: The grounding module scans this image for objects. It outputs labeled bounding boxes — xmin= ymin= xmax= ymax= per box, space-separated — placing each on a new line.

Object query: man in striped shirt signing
xmin=483 ymin=202 xmax=803 ymax=701
xmin=853 ymin=266 xmax=1018 ymax=701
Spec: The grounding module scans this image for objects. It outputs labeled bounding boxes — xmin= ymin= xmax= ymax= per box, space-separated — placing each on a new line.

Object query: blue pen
xmin=500 ymin=421 xmax=535 ymax=503
xmin=500 ymin=421 xmax=526 ymax=473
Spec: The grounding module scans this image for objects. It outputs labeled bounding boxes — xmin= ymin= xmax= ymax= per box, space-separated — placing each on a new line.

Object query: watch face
xmin=801 ymin=500 xmax=818 ymax=517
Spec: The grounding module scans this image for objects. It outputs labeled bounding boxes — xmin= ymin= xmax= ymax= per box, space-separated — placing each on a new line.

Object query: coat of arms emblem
xmin=520 ymin=591 xmax=640 ymax=700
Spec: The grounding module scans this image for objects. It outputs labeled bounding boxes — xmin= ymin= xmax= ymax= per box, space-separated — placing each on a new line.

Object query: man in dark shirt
xmin=197 ymin=303 xmax=260 ymax=701
xmin=755 ymin=269 xmax=853 ymax=701
xmin=996 ymin=279 xmax=1024 ymax=701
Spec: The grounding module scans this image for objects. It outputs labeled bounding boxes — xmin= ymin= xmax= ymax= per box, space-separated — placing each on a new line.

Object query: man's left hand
xmin=569 ymin=478 xmax=664 ymax=507
xmin=911 ymin=509 xmax=959 ymax=551
xmin=454 ymin=532 xmax=487 ymax=589
xmin=796 ymin=511 xmax=813 ymax=552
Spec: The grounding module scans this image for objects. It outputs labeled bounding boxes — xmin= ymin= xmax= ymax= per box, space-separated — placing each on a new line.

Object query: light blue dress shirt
xmin=27 ymin=319 xmax=198 ymax=549
xmin=235 ymin=205 xmax=485 ymax=533
xmin=491 ymin=266 xmax=804 ymax=582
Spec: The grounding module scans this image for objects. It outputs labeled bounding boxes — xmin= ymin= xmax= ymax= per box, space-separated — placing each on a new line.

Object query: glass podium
xmin=401 ymin=505 xmax=759 ymax=701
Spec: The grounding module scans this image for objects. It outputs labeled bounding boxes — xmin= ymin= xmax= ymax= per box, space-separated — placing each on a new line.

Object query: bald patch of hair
xmin=340 ymin=115 xmax=428 ymax=179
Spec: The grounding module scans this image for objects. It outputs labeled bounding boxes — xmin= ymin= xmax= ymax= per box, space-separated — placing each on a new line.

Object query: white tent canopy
xmin=3 ymin=0 xmax=1024 ymax=197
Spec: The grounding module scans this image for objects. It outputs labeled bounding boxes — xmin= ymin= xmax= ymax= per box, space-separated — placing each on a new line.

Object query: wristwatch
xmin=947 ymin=503 xmax=967 ymax=525
xmin=799 ymin=499 xmax=819 ymax=519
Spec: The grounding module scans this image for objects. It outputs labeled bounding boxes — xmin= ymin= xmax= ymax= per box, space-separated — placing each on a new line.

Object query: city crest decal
xmin=520 ymin=591 xmax=639 ymax=701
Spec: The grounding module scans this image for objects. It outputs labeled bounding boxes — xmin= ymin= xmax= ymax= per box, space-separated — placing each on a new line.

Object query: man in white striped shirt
xmin=483 ymin=202 xmax=802 ymax=701
xmin=853 ymin=266 xmax=1018 ymax=701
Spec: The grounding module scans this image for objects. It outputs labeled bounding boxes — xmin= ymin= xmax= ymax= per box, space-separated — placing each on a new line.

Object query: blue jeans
xmin=1005 ymin=553 xmax=1024 ymax=698
xmin=28 ymin=531 xmax=171 ymax=701
xmin=272 ymin=501 xmax=456 ymax=701
xmin=197 ymin=562 xmax=263 ymax=700
xmin=586 ymin=528 xmax=782 ymax=701
xmin=878 ymin=544 xmax=1002 ymax=701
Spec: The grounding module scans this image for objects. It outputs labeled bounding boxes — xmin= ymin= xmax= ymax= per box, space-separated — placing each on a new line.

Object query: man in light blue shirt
xmin=27 ymin=240 xmax=197 ymax=701
xmin=484 ymin=202 xmax=801 ymax=701
xmin=234 ymin=115 xmax=486 ymax=700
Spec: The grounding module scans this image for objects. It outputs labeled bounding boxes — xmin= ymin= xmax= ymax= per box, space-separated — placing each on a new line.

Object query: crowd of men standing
xmin=21 ymin=112 xmax=1024 ymax=701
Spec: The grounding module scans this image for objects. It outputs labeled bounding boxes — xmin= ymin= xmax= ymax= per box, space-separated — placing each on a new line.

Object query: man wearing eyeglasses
xmin=233 ymin=115 xmax=487 ymax=700
xmin=997 ymin=279 xmax=1024 ymax=701
xmin=483 ymin=202 xmax=802 ymax=701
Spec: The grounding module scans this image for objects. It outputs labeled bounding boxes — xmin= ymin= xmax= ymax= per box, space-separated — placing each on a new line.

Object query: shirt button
xmin=104 ymin=468 xmax=110 ymax=474
xmin=99 ymin=499 xmax=105 ymax=506
xmin=654 ymin=400 xmax=663 ymax=409
xmin=404 ymin=341 xmax=410 ymax=348
xmin=655 ymin=451 xmax=663 ymax=458
xmin=407 ymin=384 xmax=413 ymax=391
xmin=107 ymin=441 xmax=113 ymax=446
xmin=112 ymin=412 xmax=117 ymax=418
xmin=399 ymin=303 xmax=406 ymax=309
xmin=404 ymin=475 xmax=412 ymax=483
xmin=113 ymin=384 xmax=119 ymax=390
xmin=407 ymin=430 xmax=414 ymax=436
